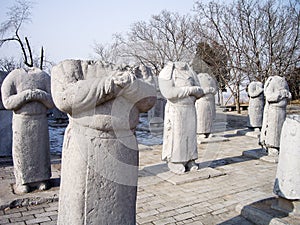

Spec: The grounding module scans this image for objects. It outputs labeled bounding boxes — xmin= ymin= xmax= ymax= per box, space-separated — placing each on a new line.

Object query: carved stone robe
xmin=51 ymin=60 xmax=156 ymax=225
xmin=159 ymin=62 xmax=201 ymax=163
xmin=1 ymin=68 xmax=54 ymax=185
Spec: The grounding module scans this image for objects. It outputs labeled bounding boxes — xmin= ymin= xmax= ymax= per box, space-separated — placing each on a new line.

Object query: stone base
xmin=235 ymin=128 xmax=260 ymax=138
xmin=143 ymin=163 xmax=226 ymax=185
xmin=271 ymin=197 xmax=300 ymax=217
xmin=242 ymin=149 xmax=278 ymax=163
xmin=239 ymin=197 xmax=300 ymax=225
xmin=197 ymin=135 xmax=229 ymax=144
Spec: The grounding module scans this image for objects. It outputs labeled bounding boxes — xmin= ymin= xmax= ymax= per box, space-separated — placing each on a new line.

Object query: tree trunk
xmin=235 ymin=84 xmax=241 ymax=114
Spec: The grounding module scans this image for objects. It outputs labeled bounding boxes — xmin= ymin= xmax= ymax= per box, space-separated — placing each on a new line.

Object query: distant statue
xmin=51 ymin=60 xmax=156 ymax=225
xmin=260 ymin=76 xmax=291 ymax=157
xmin=247 ymin=81 xmax=264 ymax=130
xmin=0 ymin=71 xmax=12 ymax=156
xmin=159 ymin=62 xmax=205 ymax=174
xmin=1 ymin=67 xmax=54 ymax=193
xmin=195 ymin=73 xmax=218 ymax=138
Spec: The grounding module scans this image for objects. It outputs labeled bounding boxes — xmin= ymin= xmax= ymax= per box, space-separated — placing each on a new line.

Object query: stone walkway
xmin=0 ymin=112 xmax=287 ymax=225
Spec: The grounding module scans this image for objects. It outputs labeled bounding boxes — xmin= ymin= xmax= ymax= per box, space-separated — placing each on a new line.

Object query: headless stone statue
xmin=195 ymin=73 xmax=218 ymax=138
xmin=159 ymin=62 xmax=205 ymax=174
xmin=260 ymin=76 xmax=291 ymax=157
xmin=0 ymin=71 xmax=12 ymax=156
xmin=273 ymin=115 xmax=300 ymax=216
xmin=1 ymin=67 xmax=54 ymax=193
xmin=247 ymin=81 xmax=264 ymax=130
xmin=51 ymin=60 xmax=156 ymax=225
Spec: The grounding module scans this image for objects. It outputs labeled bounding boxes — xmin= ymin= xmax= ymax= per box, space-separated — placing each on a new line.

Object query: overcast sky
xmin=0 ymin=0 xmax=198 ymax=64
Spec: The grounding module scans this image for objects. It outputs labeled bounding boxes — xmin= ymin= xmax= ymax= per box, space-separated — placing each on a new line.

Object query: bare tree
xmin=92 ymin=34 xmax=126 ymax=64
xmin=194 ymin=0 xmax=300 ymax=113
xmin=0 ymin=0 xmax=45 ymax=69
xmin=0 ymin=57 xmax=22 ymax=72
xmin=93 ymin=10 xmax=198 ymax=75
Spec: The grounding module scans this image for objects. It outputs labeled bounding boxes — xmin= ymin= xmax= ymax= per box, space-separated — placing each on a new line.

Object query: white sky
xmin=0 ymin=0 xmax=198 ymax=64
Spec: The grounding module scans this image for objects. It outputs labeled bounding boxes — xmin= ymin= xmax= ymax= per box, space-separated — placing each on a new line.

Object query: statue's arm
xmin=265 ymin=89 xmax=290 ymax=103
xmin=1 ymin=77 xmax=32 ymax=110
xmin=121 ymin=79 xmax=157 ymax=113
xmin=29 ymin=89 xmax=55 ymax=109
xmin=158 ymin=79 xmax=204 ymax=100
xmin=51 ymin=65 xmax=122 ymax=115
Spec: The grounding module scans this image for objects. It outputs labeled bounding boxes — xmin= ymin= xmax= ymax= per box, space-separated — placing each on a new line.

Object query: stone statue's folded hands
xmin=112 ymin=72 xmax=135 ymax=89
xmin=190 ymin=86 xmax=204 ymax=99
xmin=203 ymin=87 xmax=216 ymax=95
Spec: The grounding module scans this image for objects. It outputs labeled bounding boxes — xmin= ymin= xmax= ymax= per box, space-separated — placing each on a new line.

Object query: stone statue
xmin=273 ymin=114 xmax=300 ymax=215
xmin=51 ymin=60 xmax=156 ymax=225
xmin=260 ymin=76 xmax=291 ymax=157
xmin=195 ymin=73 xmax=218 ymax=138
xmin=1 ymin=67 xmax=54 ymax=193
xmin=247 ymin=81 xmax=264 ymax=130
xmin=158 ymin=62 xmax=205 ymax=174
xmin=0 ymin=71 xmax=12 ymax=156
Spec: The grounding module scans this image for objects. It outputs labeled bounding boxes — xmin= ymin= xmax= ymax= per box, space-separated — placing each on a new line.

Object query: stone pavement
xmin=0 ymin=112 xmax=293 ymax=225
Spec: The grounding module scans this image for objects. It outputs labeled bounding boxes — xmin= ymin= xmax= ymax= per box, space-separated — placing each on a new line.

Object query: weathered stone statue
xmin=158 ymin=62 xmax=204 ymax=174
xmin=273 ymin=114 xmax=300 ymax=216
xmin=260 ymin=76 xmax=291 ymax=157
xmin=195 ymin=73 xmax=218 ymax=138
xmin=51 ymin=60 xmax=156 ymax=225
xmin=247 ymin=81 xmax=264 ymax=130
xmin=0 ymin=71 xmax=12 ymax=156
xmin=1 ymin=67 xmax=54 ymax=193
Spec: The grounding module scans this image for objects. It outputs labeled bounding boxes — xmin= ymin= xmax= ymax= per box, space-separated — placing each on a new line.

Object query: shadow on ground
xmin=140 ymin=148 xmax=263 ymax=177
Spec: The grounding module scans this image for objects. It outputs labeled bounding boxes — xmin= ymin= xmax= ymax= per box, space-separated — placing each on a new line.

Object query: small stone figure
xmin=158 ymin=62 xmax=205 ymax=174
xmin=260 ymin=76 xmax=291 ymax=157
xmin=273 ymin=115 xmax=300 ymax=216
xmin=0 ymin=71 xmax=12 ymax=156
xmin=51 ymin=60 xmax=156 ymax=225
xmin=1 ymin=67 xmax=54 ymax=193
xmin=195 ymin=73 xmax=218 ymax=138
xmin=247 ymin=81 xmax=264 ymax=131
